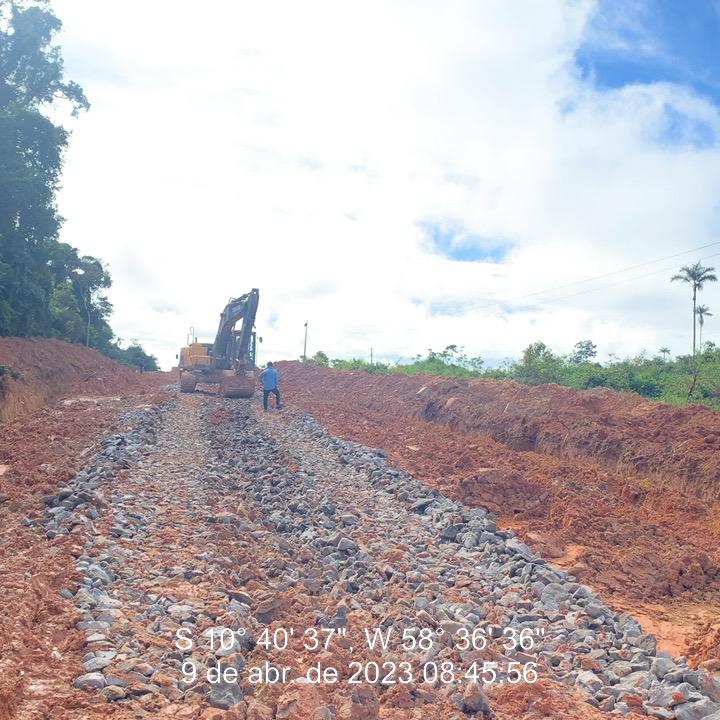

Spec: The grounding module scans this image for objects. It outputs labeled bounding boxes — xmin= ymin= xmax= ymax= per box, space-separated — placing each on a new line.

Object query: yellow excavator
xmin=178 ymin=288 xmax=259 ymax=398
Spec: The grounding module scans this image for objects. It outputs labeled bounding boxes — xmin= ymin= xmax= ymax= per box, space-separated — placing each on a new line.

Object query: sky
xmin=51 ymin=0 xmax=720 ymax=370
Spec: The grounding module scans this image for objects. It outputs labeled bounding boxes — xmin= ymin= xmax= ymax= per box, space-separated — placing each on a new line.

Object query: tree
xmin=0 ymin=2 xmax=156 ymax=365
xmin=426 ymin=344 xmax=483 ymax=371
xmin=658 ymin=347 xmax=671 ymax=361
xmin=465 ymin=355 xmax=485 ymax=372
xmin=0 ymin=2 xmax=88 ymax=111
xmin=70 ymin=256 xmax=112 ymax=347
xmin=696 ymin=305 xmax=712 ymax=352
xmin=514 ymin=341 xmax=563 ymax=385
xmin=522 ymin=341 xmax=553 ymax=363
xmin=49 ymin=280 xmax=84 ymax=342
xmin=310 ymin=350 xmax=329 ymax=366
xmin=109 ymin=341 xmax=159 ymax=371
xmin=0 ymin=0 xmax=89 ymax=336
xmin=671 ymin=262 xmax=718 ymax=356
xmin=570 ymin=340 xmax=598 ymax=364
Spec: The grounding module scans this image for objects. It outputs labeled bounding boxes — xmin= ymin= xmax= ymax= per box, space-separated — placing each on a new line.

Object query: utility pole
xmin=370 ymin=347 xmax=373 ymax=365
xmin=303 ymin=321 xmax=308 ymax=362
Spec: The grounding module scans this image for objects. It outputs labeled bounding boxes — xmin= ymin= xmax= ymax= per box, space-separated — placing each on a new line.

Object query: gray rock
xmin=540 ymin=583 xmax=571 ymax=609
xmin=617 ymin=613 xmax=643 ymax=637
xmin=616 ymin=670 xmax=653 ymax=692
xmin=440 ymin=524 xmax=462 ymax=540
xmin=643 ymin=706 xmax=675 ymax=720
xmin=634 ymin=634 xmax=658 ymax=654
xmin=228 ymin=590 xmax=253 ymax=604
xmin=86 ymin=563 xmax=114 ymax=585
xmin=610 ymin=661 xmax=634 ymax=678
xmin=665 ymin=669 xmax=686 ymax=683
xmin=674 ymin=698 xmax=720 ymax=720
xmin=576 ymin=670 xmax=603 ymax=693
xmin=74 ymin=587 xmax=98 ymax=609
xmin=208 ymin=682 xmax=244 ymax=708
xmin=701 ymin=673 xmax=720 ymax=703
xmin=337 ymin=537 xmax=358 ymax=552
xmin=461 ymin=682 xmax=491 ymax=714
xmin=101 ymin=685 xmax=126 ymax=701
xmin=104 ymin=674 xmax=128 ymax=688
xmin=73 ymin=672 xmax=107 ymax=690
xmin=506 ymin=537 xmax=534 ymax=560
xmin=83 ymin=649 xmax=117 ymax=672
xmin=410 ymin=498 xmax=435 ymax=513
xmin=648 ymin=681 xmax=691 ymax=708
xmin=585 ymin=602 xmax=606 ymax=619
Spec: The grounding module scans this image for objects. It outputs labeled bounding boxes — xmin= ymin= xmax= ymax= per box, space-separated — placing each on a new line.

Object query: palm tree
xmin=671 ymin=261 xmax=718 ymax=356
xmin=659 ymin=347 xmax=671 ymax=361
xmin=696 ymin=305 xmax=712 ymax=352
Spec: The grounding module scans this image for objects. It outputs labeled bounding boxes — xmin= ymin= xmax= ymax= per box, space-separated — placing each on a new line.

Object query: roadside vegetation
xmin=310 ymin=261 xmax=720 ymax=409
xmin=0 ymin=1 xmax=157 ymax=370
xmin=309 ymin=341 xmax=720 ymax=410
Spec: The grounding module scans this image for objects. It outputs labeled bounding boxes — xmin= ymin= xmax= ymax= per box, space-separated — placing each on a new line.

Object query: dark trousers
xmin=263 ymin=388 xmax=281 ymax=410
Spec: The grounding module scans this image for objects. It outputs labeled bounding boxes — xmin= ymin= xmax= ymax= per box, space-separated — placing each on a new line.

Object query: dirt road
xmin=4 ymin=385 xmax=720 ymax=719
xmin=276 ymin=362 xmax=720 ymax=666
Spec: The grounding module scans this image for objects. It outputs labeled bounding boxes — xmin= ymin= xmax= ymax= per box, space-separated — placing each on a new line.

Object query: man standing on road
xmin=259 ymin=361 xmax=282 ymax=411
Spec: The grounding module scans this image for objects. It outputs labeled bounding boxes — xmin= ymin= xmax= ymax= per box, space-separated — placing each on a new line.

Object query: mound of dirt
xmin=279 ymin=362 xmax=720 ymax=502
xmin=0 ymin=337 xmax=169 ymax=423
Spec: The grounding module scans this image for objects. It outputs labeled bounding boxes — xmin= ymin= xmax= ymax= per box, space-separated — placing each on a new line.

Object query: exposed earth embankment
xmin=0 ymin=338 xmax=170 ymax=424
xmin=277 ymin=362 xmax=720 ymax=660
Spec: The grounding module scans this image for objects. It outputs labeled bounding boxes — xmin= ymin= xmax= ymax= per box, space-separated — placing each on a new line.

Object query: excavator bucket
xmin=220 ymin=370 xmax=256 ymax=399
xmin=179 ymin=371 xmax=198 ymax=393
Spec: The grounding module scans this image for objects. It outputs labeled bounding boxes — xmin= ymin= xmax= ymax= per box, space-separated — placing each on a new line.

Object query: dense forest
xmin=0 ymin=0 xmax=157 ymax=369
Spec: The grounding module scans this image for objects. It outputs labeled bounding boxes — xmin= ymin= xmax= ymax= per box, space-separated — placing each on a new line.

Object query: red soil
xmin=0 ymin=338 xmax=172 ymax=718
xmin=277 ymin=362 xmax=720 ymax=663
xmin=0 ymin=337 xmax=168 ymax=423
xmin=0 ymin=339 xmax=664 ymax=719
xmin=1 ymin=339 xmax=717 ymax=718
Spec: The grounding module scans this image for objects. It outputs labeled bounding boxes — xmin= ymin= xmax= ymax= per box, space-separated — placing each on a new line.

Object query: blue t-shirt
xmin=259 ymin=367 xmax=279 ymax=390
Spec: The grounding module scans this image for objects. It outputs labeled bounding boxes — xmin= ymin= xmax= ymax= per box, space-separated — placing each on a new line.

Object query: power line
xmin=534 ymin=251 xmax=720 ymax=305
xmin=463 ymin=243 xmax=720 ymax=313
xmin=293 ymin=242 xmax=720 ymax=335
xmin=507 ymin=241 xmax=720 ymax=303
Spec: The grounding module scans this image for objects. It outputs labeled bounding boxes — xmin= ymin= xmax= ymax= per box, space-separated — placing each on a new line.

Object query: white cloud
xmin=52 ymin=0 xmax=720 ymax=369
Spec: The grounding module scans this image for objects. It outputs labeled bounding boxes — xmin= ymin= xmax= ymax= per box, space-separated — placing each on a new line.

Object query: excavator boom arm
xmin=211 ymin=288 xmax=260 ymax=369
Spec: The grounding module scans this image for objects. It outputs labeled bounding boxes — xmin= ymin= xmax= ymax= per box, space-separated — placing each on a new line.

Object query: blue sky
xmin=577 ymin=0 xmax=720 ymax=104
xmin=421 ymin=221 xmax=510 ymax=263
xmin=422 ymin=2 xmax=720 ymax=266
